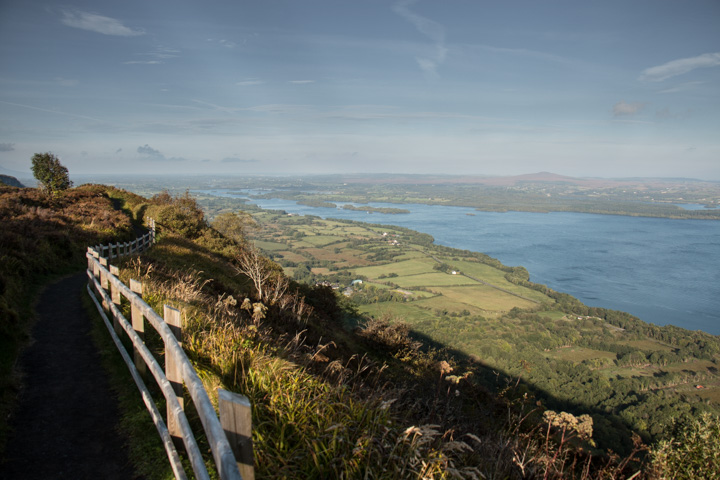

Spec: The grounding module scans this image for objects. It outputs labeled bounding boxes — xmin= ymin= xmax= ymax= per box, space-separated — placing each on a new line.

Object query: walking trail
xmin=0 ymin=272 xmax=139 ymax=479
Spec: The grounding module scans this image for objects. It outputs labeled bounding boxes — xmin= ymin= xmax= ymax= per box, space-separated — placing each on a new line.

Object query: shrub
xmin=149 ymin=190 xmax=206 ymax=238
xmin=650 ymin=412 xmax=720 ymax=479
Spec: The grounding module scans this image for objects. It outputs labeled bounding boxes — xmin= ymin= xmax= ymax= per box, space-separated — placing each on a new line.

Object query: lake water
xmin=198 ymin=190 xmax=720 ymax=335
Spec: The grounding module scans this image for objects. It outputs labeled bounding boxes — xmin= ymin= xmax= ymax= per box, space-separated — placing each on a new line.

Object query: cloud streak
xmin=60 ymin=10 xmax=144 ymax=36
xmin=393 ymin=0 xmax=447 ymax=78
xmin=613 ymin=101 xmax=645 ymax=117
xmin=237 ymin=79 xmax=265 ymax=86
xmin=221 ymin=157 xmax=258 ymax=163
xmin=640 ymin=52 xmax=720 ymax=82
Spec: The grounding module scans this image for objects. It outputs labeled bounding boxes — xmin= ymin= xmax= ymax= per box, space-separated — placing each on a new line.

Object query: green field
xmin=353 ymin=258 xmax=436 ymax=278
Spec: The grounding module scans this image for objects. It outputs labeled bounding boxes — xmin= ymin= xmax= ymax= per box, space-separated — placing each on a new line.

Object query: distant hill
xmin=313 ymin=172 xmax=714 ymax=188
xmin=0 ymin=175 xmax=25 ymax=188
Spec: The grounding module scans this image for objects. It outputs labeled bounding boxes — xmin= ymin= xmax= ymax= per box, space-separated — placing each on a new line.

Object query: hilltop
xmin=0 ymin=175 xmax=25 ymax=188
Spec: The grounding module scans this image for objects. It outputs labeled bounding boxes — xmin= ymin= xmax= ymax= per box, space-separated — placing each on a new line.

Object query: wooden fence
xmin=86 ymin=220 xmax=253 ymax=480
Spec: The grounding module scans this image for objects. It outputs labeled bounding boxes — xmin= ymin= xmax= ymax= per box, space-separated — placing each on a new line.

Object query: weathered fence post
xmin=99 ymin=257 xmax=111 ymax=313
xmin=99 ymin=257 xmax=109 ymax=287
xmin=129 ymin=279 xmax=146 ymax=376
xmin=164 ymin=305 xmax=184 ymax=448
xmin=109 ymin=265 xmax=123 ymax=336
xmin=218 ymin=389 xmax=254 ymax=480
xmin=92 ymin=250 xmax=100 ymax=279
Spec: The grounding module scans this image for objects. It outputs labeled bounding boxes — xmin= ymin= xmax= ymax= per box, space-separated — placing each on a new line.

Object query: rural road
xmin=0 ymin=272 xmax=139 ymax=479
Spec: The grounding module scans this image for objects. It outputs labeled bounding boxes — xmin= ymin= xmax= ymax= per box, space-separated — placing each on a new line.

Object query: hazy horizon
xmin=1 ymin=1 xmax=719 ymax=180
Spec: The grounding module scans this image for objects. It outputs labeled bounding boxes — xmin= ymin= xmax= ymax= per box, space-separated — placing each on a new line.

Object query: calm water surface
xmin=198 ymin=190 xmax=720 ymax=335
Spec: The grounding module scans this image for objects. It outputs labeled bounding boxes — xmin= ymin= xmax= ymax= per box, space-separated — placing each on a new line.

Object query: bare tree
xmin=234 ymin=246 xmax=272 ymax=302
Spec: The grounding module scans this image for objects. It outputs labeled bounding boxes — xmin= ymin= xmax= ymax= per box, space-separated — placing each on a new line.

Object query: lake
xmin=197 ymin=189 xmax=720 ymax=335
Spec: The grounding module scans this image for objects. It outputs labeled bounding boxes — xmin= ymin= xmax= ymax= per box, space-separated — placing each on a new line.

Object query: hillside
xmin=0 ymin=184 xmax=138 ymax=455
xmin=2 ymin=185 xmax=719 ymax=478
xmin=242 ymin=209 xmax=720 ymax=452
xmin=0 ymin=176 xmax=25 ymax=188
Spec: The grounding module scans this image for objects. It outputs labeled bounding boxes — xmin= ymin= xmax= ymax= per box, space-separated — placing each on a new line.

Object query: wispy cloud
xmin=392 ymin=0 xmax=447 ymax=78
xmin=289 ymin=80 xmax=315 ymax=84
xmin=221 ymin=40 xmax=237 ymax=48
xmin=640 ymin=52 xmax=720 ymax=82
xmin=612 ymin=101 xmax=645 ymax=117
xmin=655 ymin=108 xmax=692 ymax=120
xmin=60 ymin=9 xmax=145 ymax=37
xmin=0 ymin=143 xmax=15 ymax=152
xmin=244 ymin=104 xmax=311 ymax=114
xmin=125 ymin=46 xmax=180 ymax=65
xmin=221 ymin=157 xmax=258 ymax=163
xmin=236 ymin=78 xmax=265 ymax=86
xmin=657 ymin=81 xmax=704 ymax=94
xmin=55 ymin=77 xmax=79 ymax=87
xmin=0 ymin=100 xmax=105 ymax=122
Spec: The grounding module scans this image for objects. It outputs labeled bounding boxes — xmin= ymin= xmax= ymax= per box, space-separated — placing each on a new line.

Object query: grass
xmin=622 ymin=339 xmax=675 ymax=352
xmin=549 ymin=347 xmax=618 ymax=363
xmin=353 ymin=258 xmax=436 ymax=278
xmin=297 ymin=235 xmax=340 ymax=247
xmin=83 ymin=291 xmax=174 ymax=480
xmin=0 ymin=184 xmax=136 ymax=458
xmin=252 ymin=240 xmax=287 ymax=252
xmin=390 ymin=272 xmax=478 ymax=288
xmin=434 ymin=285 xmax=539 ymax=311
xmin=276 ymin=250 xmax=308 ymax=263
xmin=111 ymin=234 xmax=487 ymax=479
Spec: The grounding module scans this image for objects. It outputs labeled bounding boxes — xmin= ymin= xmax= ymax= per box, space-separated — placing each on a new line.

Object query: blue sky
xmin=1 ymin=0 xmax=719 ymax=179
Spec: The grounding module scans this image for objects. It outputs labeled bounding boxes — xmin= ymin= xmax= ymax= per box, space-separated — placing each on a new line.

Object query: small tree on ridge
xmin=31 ymin=152 xmax=72 ymax=197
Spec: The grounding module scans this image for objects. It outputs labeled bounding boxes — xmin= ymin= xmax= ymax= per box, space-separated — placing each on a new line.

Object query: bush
xmin=150 ymin=190 xmax=207 ymax=238
xmin=650 ymin=412 xmax=720 ymax=479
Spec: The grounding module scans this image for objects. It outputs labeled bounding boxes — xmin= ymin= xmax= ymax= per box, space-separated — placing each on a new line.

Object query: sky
xmin=0 ymin=0 xmax=719 ymax=180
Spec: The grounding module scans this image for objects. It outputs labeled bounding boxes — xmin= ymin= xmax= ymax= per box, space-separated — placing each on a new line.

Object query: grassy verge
xmin=83 ymin=290 xmax=175 ymax=480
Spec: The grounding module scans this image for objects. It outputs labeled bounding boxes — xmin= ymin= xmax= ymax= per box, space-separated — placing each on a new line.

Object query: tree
xmin=31 ymin=152 xmax=72 ymax=196
xmin=211 ymin=211 xmax=256 ymax=245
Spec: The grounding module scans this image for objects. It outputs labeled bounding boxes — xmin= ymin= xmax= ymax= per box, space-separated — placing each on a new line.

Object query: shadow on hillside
xmin=401 ymin=328 xmax=637 ymax=455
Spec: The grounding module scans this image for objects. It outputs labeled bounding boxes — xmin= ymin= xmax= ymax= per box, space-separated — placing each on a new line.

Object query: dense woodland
xmin=2 ymin=180 xmax=719 ymax=478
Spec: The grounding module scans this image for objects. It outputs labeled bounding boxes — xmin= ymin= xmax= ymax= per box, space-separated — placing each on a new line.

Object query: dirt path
xmin=0 ymin=272 xmax=139 ymax=479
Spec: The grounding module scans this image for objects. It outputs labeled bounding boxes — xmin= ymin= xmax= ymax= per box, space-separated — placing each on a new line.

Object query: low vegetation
xmin=3 ymin=182 xmax=719 ymax=478
xmin=105 ymin=190 xmax=720 ymax=478
xmin=0 ymin=182 xmax=137 ymax=454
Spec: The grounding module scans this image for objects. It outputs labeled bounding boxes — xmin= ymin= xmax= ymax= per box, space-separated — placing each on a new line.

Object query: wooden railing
xmin=86 ymin=220 xmax=253 ymax=480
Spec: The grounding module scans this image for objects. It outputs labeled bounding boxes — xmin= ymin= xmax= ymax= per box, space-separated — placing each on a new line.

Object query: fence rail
xmin=86 ymin=220 xmax=253 ymax=480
